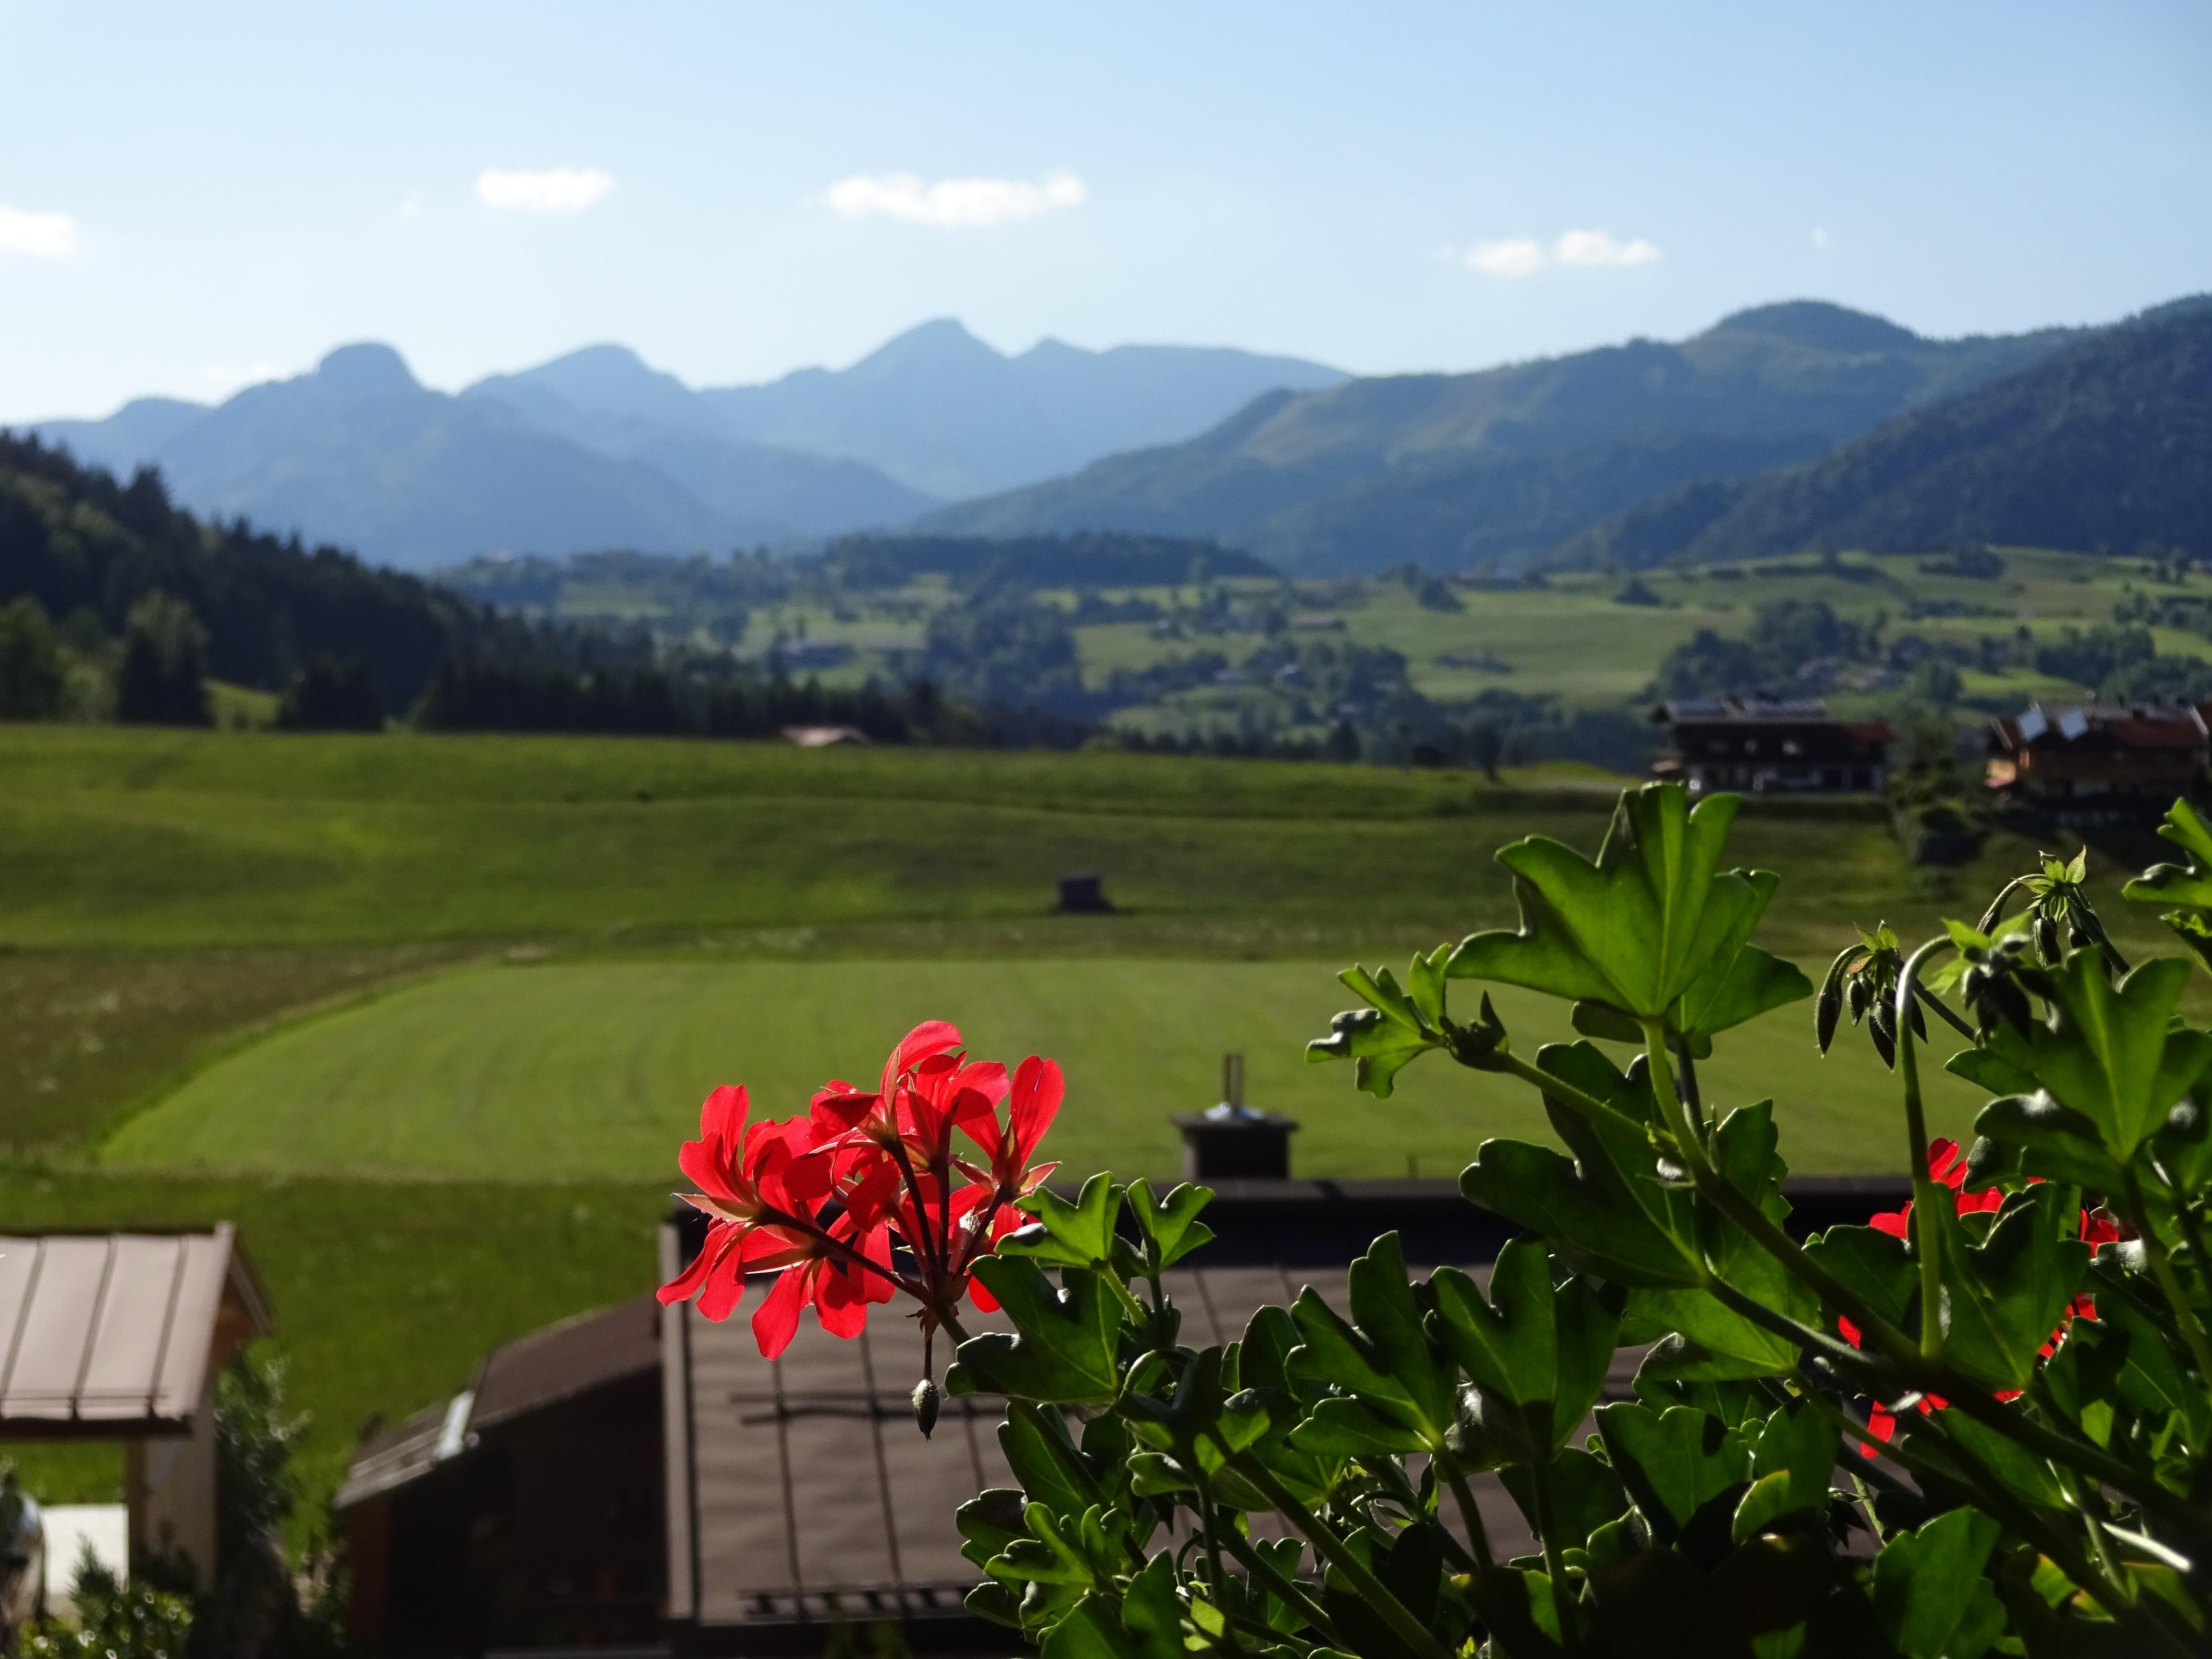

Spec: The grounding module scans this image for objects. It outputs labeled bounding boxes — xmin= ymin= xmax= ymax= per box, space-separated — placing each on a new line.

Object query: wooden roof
xmin=0 ymin=1227 xmax=271 ymax=1439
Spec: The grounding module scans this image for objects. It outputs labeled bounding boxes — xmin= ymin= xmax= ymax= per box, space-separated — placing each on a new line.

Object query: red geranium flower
xmin=659 ymin=1023 xmax=1062 ymax=1372
xmin=1842 ymin=1138 xmax=2119 ymax=1454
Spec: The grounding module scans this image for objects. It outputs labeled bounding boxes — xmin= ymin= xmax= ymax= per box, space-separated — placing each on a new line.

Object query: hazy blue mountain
xmin=463 ymin=353 xmax=938 ymax=535
xmin=1568 ymin=296 xmax=2212 ymax=566
xmin=33 ymin=344 xmax=771 ymax=570
xmin=30 ymin=344 xmax=942 ymax=570
xmin=917 ymin=301 xmax=2088 ymax=573
xmin=682 ymin=321 xmax=1349 ymax=499
xmin=33 ymin=396 xmax=207 ymax=475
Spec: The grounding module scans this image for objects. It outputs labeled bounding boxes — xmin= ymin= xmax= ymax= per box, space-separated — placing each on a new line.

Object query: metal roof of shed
xmin=0 ymin=1227 xmax=271 ymax=1438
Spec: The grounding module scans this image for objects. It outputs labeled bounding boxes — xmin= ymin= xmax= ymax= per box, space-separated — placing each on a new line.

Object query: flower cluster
xmin=1839 ymin=1138 xmax=2122 ymax=1448
xmin=656 ymin=1021 xmax=1060 ymax=1366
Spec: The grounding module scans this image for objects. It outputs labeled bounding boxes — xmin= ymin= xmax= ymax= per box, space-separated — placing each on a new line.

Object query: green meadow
xmin=0 ymin=722 xmax=2175 ymax=1516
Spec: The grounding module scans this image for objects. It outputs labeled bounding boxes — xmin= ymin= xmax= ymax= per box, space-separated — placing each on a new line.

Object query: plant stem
xmin=1225 ymin=1453 xmax=1456 ymax=1659
xmin=1527 ymin=1455 xmax=1582 ymax=1655
xmin=1911 ymin=982 xmax=1979 ymax=1043
xmin=1489 ymin=1050 xmax=1682 ymax=1155
xmin=2121 ymin=1163 xmax=2212 ymax=1385
xmin=1893 ymin=938 xmax=1952 ymax=1365
xmin=1218 ymin=1526 xmax=1345 ymax=1649
xmin=1435 ymin=1454 xmax=1495 ymax=1572
xmin=1191 ymin=1476 xmax=1244 ymax=1659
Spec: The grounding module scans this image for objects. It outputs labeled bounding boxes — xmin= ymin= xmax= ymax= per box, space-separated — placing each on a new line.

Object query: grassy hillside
xmin=0 ymin=725 xmax=1950 ymax=952
xmin=103 ymin=958 xmax=1992 ymax=1183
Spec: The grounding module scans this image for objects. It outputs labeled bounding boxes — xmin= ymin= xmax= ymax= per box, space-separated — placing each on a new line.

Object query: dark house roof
xmin=335 ymin=1297 xmax=659 ymax=1511
xmin=0 ymin=1227 xmax=272 ymax=1439
xmin=1988 ymin=702 xmax=2207 ymax=756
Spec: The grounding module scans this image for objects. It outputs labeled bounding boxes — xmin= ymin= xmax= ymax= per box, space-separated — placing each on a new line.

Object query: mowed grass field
xmin=105 ymin=958 xmax=1992 ymax=1183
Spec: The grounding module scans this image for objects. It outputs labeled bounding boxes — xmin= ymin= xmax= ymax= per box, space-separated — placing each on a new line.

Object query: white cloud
xmin=1553 ymin=229 xmax=1661 ymax=267
xmin=822 ymin=170 xmax=1085 ymax=228
xmin=0 ymin=205 xmax=78 ymax=258
xmin=1463 ymin=237 xmax=1548 ymax=277
xmin=1811 ymin=227 xmax=1832 ymax=252
xmin=476 ymin=167 xmax=614 ymax=214
xmin=1460 ymin=227 xmax=1661 ymax=277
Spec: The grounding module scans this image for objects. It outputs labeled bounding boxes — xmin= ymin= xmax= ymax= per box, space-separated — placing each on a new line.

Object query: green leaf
xmin=1972 ymin=1091 xmax=2126 ymax=1189
xmin=1285 ymin=1234 xmax=1455 ymax=1449
xmin=1872 ymin=1507 xmax=2005 ymax=1659
xmin=1466 ymin=1569 xmax=1567 ymax=1659
xmin=1448 ymin=783 xmax=1781 ymax=1028
xmin=1945 ymin=1042 xmax=2037 ymax=1097
xmin=1802 ymin=1224 xmax=1917 ymax=1332
xmin=1004 ymin=1172 xmax=1123 ymax=1270
xmin=1122 ymin=1179 xmax=1214 ymax=1272
xmin=2123 ymin=797 xmax=2212 ymax=910
xmin=956 ymin=1261 xmax=1123 ymax=1404
xmin=1498 ymin=1448 xmax=1630 ymax=1554
xmin=1932 ymin=1185 xmax=2090 ymax=1394
xmin=1595 ymin=1401 xmax=1752 ymax=1543
xmin=1626 ymin=1102 xmax=1821 ymax=1378
xmin=1039 ymin=1592 xmax=1136 ymax=1659
xmin=1730 ymin=1470 xmax=1801 ymax=1544
xmin=1432 ymin=1240 xmax=1621 ymax=1458
xmin=1305 ymin=952 xmax=1455 ymax=1098
xmin=998 ymin=1404 xmax=1102 ymax=1519
xmin=1117 ymin=1553 xmax=1186 ymax=1659
xmin=1929 ymin=1407 xmax=2069 ymax=1510
xmin=1460 ymin=1042 xmax=1704 ymax=1289
xmin=1671 ymin=935 xmax=1813 ymax=1058
xmin=1748 ymin=1397 xmax=1841 ymax=1520
xmin=2014 ymin=953 xmax=2212 ymax=1163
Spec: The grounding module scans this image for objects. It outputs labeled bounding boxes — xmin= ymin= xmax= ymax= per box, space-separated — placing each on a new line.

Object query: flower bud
xmin=911 ymin=1378 xmax=942 ymax=1439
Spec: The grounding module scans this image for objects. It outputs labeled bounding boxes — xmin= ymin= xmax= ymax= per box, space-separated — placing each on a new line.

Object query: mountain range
xmin=29 ymin=324 xmax=1347 ymax=572
xmin=917 ymin=301 xmax=2091 ymax=572
xmin=24 ymin=296 xmax=2209 ymax=579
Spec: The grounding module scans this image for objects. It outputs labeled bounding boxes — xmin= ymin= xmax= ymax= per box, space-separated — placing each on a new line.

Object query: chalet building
xmin=1650 ymin=699 xmax=1892 ymax=794
xmin=0 ymin=1227 xmax=272 ymax=1586
xmin=1986 ymin=702 xmax=2209 ymax=806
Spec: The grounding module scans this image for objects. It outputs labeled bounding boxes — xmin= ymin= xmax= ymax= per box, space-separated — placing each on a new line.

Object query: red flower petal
xmin=751 ymin=1265 xmax=810 ymax=1359
xmin=881 ymin=1021 xmax=964 ymax=1098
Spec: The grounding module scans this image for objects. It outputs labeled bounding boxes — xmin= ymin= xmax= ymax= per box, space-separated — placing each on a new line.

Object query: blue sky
xmin=3 ymin=0 xmax=2207 ymax=421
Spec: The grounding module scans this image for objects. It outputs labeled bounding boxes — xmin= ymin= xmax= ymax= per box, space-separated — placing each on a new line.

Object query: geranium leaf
xmin=1461 ymin=1042 xmax=1705 ymax=1289
xmin=1448 ymin=783 xmax=1776 ymax=1023
xmin=1595 ymin=1400 xmax=1753 ymax=1544
xmin=954 ymin=1261 xmax=1122 ymax=1404
xmin=1006 ymin=1172 xmax=1124 ymax=1270
xmin=1933 ymin=1185 xmax=2090 ymax=1394
xmin=1872 ymin=1508 xmax=2005 ymax=1659
xmin=1123 ymin=1178 xmax=1214 ymax=1272
xmin=2123 ymin=797 xmax=2212 ymax=911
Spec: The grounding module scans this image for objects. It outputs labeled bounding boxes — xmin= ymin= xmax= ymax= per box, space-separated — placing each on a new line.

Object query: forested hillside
xmin=1566 ymin=298 xmax=2212 ymax=567
xmin=0 ymin=432 xmax=558 ymax=712
xmin=918 ymin=301 xmax=2084 ymax=572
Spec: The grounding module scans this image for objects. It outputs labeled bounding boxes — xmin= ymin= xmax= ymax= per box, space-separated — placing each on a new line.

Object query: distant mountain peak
xmin=847 ymin=317 xmax=1005 ymax=378
xmin=315 ymin=342 xmax=421 ymax=398
xmin=1704 ymin=300 xmax=1921 ymax=353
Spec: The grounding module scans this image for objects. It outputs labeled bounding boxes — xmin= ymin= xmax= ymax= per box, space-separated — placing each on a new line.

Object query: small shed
xmin=0 ymin=1227 xmax=272 ymax=1583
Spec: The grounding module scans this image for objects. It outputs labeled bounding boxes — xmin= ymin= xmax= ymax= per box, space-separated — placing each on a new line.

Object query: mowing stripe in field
xmin=103 ymin=958 xmax=1985 ymax=1181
